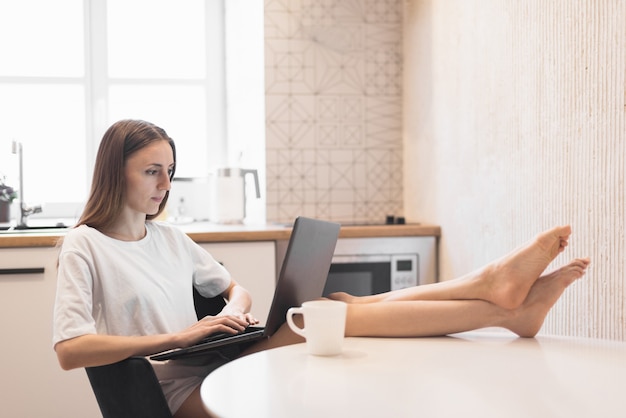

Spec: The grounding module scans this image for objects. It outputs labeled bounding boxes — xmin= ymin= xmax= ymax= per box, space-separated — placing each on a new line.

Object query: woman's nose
xmin=160 ymin=173 xmax=171 ymax=190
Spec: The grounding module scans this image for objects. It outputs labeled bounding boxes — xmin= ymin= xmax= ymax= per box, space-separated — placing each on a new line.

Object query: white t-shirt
xmin=53 ymin=221 xmax=232 ymax=413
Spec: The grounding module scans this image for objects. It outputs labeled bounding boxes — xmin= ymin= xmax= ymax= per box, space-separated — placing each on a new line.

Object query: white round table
xmin=201 ymin=332 xmax=626 ymax=418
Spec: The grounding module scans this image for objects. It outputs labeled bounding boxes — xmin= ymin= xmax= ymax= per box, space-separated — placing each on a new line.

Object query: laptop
xmin=150 ymin=216 xmax=340 ymax=361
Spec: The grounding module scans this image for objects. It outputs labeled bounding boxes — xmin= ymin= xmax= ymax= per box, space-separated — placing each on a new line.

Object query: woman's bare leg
xmin=345 ymin=299 xmax=505 ymax=337
xmin=345 ymin=257 xmax=589 ymax=338
xmin=242 ymin=257 xmax=588 ymax=357
xmin=174 ymin=386 xmax=215 ymax=418
xmin=244 ymin=258 xmax=589 ymax=358
xmin=330 ymin=225 xmax=572 ymax=310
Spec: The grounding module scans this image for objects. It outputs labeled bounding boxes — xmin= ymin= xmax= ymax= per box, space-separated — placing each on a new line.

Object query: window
xmin=0 ymin=0 xmax=264 ymax=220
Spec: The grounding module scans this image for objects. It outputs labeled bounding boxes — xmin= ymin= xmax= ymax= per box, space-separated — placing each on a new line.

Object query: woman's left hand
xmin=217 ymin=280 xmax=259 ymax=326
xmin=218 ymin=306 xmax=259 ymax=326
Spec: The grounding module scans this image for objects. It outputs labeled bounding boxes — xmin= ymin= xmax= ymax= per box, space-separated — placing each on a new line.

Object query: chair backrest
xmin=85 ymin=291 xmax=227 ymax=418
xmin=86 ymin=356 xmax=172 ymax=418
xmin=193 ymin=287 xmax=227 ymax=319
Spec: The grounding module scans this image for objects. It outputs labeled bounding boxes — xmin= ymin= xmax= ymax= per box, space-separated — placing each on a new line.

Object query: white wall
xmin=403 ymin=0 xmax=625 ymax=340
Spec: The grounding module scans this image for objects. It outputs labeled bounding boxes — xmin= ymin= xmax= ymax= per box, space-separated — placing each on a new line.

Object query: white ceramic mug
xmin=286 ymin=300 xmax=347 ymax=356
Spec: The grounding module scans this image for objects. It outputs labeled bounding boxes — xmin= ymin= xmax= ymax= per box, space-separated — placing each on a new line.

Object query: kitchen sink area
xmin=0 ymin=226 xmax=69 ymax=234
xmin=0 ymin=219 xmax=73 ymax=234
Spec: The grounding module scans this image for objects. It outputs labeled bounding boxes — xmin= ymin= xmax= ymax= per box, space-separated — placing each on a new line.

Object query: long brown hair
xmin=77 ymin=119 xmax=177 ymax=231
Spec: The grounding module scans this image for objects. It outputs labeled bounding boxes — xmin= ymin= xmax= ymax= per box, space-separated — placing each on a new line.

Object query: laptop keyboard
xmin=198 ymin=327 xmax=263 ymax=345
xmin=198 ymin=332 xmax=231 ymax=344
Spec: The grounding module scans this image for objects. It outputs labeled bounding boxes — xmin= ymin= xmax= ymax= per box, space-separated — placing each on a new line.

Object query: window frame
xmin=0 ymin=0 xmax=229 ymax=220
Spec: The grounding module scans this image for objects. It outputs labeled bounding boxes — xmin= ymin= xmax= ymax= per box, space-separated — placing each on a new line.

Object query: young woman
xmin=53 ymin=119 xmax=589 ymax=418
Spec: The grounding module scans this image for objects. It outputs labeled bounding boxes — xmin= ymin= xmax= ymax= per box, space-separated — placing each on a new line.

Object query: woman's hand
xmin=217 ymin=305 xmax=260 ymax=326
xmin=176 ymin=315 xmax=250 ymax=348
xmin=216 ymin=280 xmax=259 ymax=326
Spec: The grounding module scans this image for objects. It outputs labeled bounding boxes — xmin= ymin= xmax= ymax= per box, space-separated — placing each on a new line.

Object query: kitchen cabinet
xmin=0 ymin=241 xmax=276 ymax=418
xmin=0 ymin=247 xmax=100 ymax=417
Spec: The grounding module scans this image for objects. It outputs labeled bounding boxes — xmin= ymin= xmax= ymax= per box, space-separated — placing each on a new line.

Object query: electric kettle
xmin=212 ymin=167 xmax=261 ymax=224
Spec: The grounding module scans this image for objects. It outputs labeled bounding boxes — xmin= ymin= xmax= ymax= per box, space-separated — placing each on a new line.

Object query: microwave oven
xmin=276 ymin=236 xmax=438 ymax=297
xmin=323 ymin=254 xmax=420 ymax=296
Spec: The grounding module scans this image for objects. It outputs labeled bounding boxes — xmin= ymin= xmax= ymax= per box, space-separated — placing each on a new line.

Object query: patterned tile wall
xmin=264 ymin=0 xmax=404 ymax=224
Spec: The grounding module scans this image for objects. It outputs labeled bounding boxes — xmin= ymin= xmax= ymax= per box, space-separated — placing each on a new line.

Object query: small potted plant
xmin=0 ymin=177 xmax=17 ymax=223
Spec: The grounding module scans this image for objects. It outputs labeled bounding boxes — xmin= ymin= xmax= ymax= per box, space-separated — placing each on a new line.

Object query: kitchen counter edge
xmin=0 ymin=224 xmax=441 ymax=249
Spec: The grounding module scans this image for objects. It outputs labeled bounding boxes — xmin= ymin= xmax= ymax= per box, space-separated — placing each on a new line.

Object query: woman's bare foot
xmin=475 ymin=225 xmax=572 ymax=310
xmin=505 ymin=257 xmax=590 ymax=337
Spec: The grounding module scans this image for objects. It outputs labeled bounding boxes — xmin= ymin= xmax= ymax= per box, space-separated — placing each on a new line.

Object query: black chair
xmin=85 ymin=289 xmax=227 ymax=418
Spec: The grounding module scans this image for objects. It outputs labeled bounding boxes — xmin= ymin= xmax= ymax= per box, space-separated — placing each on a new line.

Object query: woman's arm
xmin=217 ymin=280 xmax=259 ymax=325
xmin=54 ymin=333 xmax=177 ymax=370
xmin=54 ymin=314 xmax=250 ymax=370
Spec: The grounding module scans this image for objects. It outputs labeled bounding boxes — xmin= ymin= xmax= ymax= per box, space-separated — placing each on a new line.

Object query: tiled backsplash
xmin=264 ymin=0 xmax=404 ymax=224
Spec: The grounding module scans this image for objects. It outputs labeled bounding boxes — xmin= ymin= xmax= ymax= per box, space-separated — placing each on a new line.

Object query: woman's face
xmin=124 ymin=140 xmax=174 ymax=216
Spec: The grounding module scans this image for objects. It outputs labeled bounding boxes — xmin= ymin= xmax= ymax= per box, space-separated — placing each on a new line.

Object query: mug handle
xmin=286 ymin=307 xmax=306 ymax=338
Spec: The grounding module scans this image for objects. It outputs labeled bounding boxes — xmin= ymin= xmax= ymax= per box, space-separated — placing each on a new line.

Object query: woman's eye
xmin=146 ymin=170 xmax=158 ymax=175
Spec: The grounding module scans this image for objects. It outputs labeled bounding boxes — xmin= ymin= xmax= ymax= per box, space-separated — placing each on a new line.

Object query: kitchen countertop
xmin=0 ymin=222 xmax=441 ymax=248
